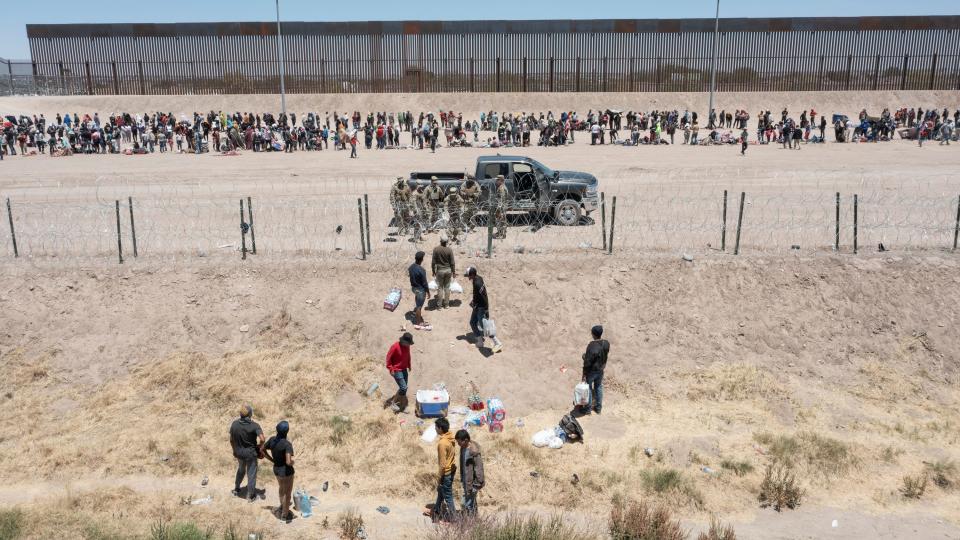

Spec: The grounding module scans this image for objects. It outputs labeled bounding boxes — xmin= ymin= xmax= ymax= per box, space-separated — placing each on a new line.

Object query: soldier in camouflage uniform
xmin=445 ymin=187 xmax=464 ymax=243
xmin=424 ymin=176 xmax=444 ymax=231
xmin=412 ymin=185 xmax=428 ymax=240
xmin=389 ymin=176 xmax=412 ymax=235
xmin=495 ymin=174 xmax=509 ymax=239
xmin=460 ymin=178 xmax=480 ymax=231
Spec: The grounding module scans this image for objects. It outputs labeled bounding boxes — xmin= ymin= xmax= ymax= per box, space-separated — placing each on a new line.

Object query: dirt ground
xmin=0 ymin=91 xmax=959 ymax=540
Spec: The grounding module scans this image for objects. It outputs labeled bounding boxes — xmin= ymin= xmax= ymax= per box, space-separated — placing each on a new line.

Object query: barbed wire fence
xmin=2 ymin=172 xmax=959 ymax=268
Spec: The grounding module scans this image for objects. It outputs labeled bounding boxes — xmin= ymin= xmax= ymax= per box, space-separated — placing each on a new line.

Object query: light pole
xmin=707 ymin=0 xmax=720 ymax=128
xmin=275 ymin=0 xmax=287 ymax=118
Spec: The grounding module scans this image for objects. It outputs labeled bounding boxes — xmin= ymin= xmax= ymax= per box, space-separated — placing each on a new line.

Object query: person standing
xmin=430 ymin=418 xmax=457 ymax=522
xmin=265 ymin=421 xmax=296 ymax=522
xmin=409 ymin=251 xmax=431 ymax=330
xmin=455 ymin=429 xmax=485 ymax=516
xmin=390 ymin=177 xmax=411 ymax=235
xmin=445 ymin=188 xmax=464 ymax=243
xmin=424 ymin=177 xmax=444 ymax=231
xmin=740 ymin=128 xmax=749 ymax=156
xmin=494 ymin=175 xmax=508 ymax=239
xmin=460 ymin=178 xmax=480 ymax=232
xmin=229 ymin=405 xmax=265 ymax=502
xmin=581 ymin=325 xmax=610 ymax=415
xmin=385 ymin=332 xmax=414 ymax=411
xmin=464 ymin=267 xmax=502 ymax=353
xmin=432 ymin=236 xmax=456 ymax=309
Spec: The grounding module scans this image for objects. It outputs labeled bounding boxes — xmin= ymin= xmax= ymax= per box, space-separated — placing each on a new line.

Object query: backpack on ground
xmin=559 ymin=414 xmax=584 ymax=442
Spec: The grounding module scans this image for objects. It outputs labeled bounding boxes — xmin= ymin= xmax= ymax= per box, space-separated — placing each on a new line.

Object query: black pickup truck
xmin=409 ymin=155 xmax=599 ymax=226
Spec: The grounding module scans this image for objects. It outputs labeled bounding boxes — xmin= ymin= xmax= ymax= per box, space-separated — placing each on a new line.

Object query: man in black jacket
xmin=465 ymin=266 xmax=502 ymax=353
xmin=581 ymin=325 xmax=610 ymax=414
xmin=229 ymin=405 xmax=266 ymax=501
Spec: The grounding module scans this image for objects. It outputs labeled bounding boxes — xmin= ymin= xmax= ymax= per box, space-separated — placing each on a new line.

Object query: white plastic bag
xmin=482 ymin=318 xmax=497 ymax=337
xmin=450 ymin=281 xmax=464 ymax=294
xmin=532 ymin=429 xmax=554 ymax=448
xmin=573 ymin=382 xmax=591 ymax=407
xmin=548 ymin=436 xmax=564 ymax=449
xmin=428 ymin=279 xmax=438 ymax=291
xmin=420 ymin=424 xmax=437 ymax=443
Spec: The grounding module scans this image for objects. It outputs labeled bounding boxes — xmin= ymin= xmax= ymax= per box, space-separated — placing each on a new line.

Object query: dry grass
xmin=686 ymin=362 xmax=782 ymax=402
xmin=753 ymin=431 xmax=859 ymax=480
xmin=758 ymin=463 xmax=804 ymax=512
xmin=336 ymin=508 xmax=365 ymax=539
xmin=696 ymin=519 xmax=737 ymax=540
xmin=0 ymin=509 xmax=23 ymax=540
xmin=609 ymin=499 xmax=686 ymax=540
xmin=925 ymin=460 xmax=956 ymax=490
xmin=640 ymin=468 xmax=703 ymax=509
xmin=434 ymin=513 xmax=594 ymax=540
xmin=900 ymin=474 xmax=928 ymax=499
xmin=719 ymin=459 xmax=754 ymax=477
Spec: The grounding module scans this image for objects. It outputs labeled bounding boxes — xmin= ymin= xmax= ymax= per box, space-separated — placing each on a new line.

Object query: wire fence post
xmin=853 ymin=194 xmax=859 ymax=255
xmin=364 ymin=193 xmax=372 ymax=254
xmin=487 ymin=190 xmax=494 ymax=259
xmin=600 ymin=192 xmax=607 ymax=251
xmin=607 ymin=196 xmax=617 ymax=255
xmin=114 ymin=200 xmax=123 ymax=264
xmin=5 ymin=197 xmax=17 ymax=258
xmin=357 ymin=197 xmax=366 ymax=261
xmin=733 ymin=191 xmax=745 ymax=255
xmin=240 ymin=199 xmax=247 ymax=260
xmin=247 ymin=196 xmax=257 ymax=254
xmin=835 ymin=192 xmax=840 ymax=251
xmin=128 ymin=196 xmax=138 ymax=258
xmin=721 ymin=189 xmax=728 ymax=251
xmin=953 ymin=194 xmax=959 ymax=251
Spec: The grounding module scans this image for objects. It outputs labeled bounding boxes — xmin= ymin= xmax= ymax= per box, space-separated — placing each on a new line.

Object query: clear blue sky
xmin=2 ymin=0 xmax=957 ymax=59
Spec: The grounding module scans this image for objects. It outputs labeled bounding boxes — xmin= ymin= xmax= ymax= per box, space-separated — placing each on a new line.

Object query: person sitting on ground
xmin=264 ymin=420 xmax=295 ymax=522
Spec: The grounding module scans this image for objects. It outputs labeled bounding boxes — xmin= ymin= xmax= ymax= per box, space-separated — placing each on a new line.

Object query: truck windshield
xmin=529 ymin=158 xmax=555 ymax=179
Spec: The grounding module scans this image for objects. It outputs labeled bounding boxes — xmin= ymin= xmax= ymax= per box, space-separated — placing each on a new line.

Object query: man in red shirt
xmin=386 ymin=332 xmax=414 ymax=412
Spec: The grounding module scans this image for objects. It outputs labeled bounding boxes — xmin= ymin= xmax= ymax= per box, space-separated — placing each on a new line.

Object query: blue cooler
xmin=415 ymin=389 xmax=450 ymax=418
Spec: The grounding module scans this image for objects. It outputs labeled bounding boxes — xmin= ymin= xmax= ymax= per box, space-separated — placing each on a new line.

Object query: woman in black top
xmin=265 ymin=421 xmax=296 ymax=521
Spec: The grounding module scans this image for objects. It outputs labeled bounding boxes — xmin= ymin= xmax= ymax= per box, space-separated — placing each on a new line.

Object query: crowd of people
xmin=2 ymin=105 xmax=957 ymax=159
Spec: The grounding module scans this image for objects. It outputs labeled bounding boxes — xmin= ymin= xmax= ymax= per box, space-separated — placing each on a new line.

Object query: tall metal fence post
xmin=240 ymin=199 xmax=247 ymax=260
xmin=721 ymin=189 xmax=728 ymax=251
xmin=137 ymin=61 xmax=145 ymax=94
xmin=486 ymin=189 xmax=494 ymax=259
xmin=734 ymin=192 xmax=745 ymax=255
xmin=128 ymin=196 xmax=138 ymax=257
xmin=112 ymin=62 xmax=120 ymax=94
xmin=363 ymin=193 xmax=372 ymax=254
xmin=357 ymin=198 xmax=366 ymax=261
xmin=5 ymin=59 xmax=13 ymax=95
xmin=114 ymin=200 xmax=123 ymax=264
xmin=952 ymin=194 xmax=958 ymax=251
xmin=607 ymin=196 xmax=617 ymax=255
xmin=85 ymin=61 xmax=93 ymax=95
xmin=853 ymin=194 xmax=859 ymax=255
xmin=5 ymin=198 xmax=17 ymax=258
xmin=246 ymin=196 xmax=256 ymax=254
xmin=600 ymin=192 xmax=607 ymax=251
xmin=834 ymin=192 xmax=840 ymax=251
xmin=929 ymin=53 xmax=938 ymax=90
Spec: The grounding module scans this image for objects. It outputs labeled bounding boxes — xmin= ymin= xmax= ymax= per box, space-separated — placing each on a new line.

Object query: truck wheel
xmin=554 ymin=200 xmax=582 ymax=226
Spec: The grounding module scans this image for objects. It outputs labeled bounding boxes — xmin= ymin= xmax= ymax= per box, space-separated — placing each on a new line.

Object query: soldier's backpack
xmin=559 ymin=414 xmax=584 ymax=442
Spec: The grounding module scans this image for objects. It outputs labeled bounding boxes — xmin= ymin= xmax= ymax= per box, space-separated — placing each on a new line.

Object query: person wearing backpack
xmin=581 ymin=325 xmax=610 ymax=414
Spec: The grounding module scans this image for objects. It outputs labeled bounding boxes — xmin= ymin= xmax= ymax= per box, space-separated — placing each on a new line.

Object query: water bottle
xmin=299 ymin=490 xmax=313 ymax=517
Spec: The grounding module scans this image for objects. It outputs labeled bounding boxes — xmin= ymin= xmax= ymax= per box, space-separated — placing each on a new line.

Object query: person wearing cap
xmin=386 ymin=332 xmax=415 ymax=413
xmin=581 ymin=325 xmax=611 ymax=414
xmin=494 ymin=175 xmax=508 ymax=239
xmin=445 ymin=187 xmax=464 ymax=243
xmin=464 ymin=267 xmax=502 ymax=353
xmin=265 ymin=421 xmax=296 ymax=521
xmin=390 ymin=177 xmax=412 ymax=235
xmin=459 ymin=178 xmax=480 ymax=231
xmin=432 ymin=236 xmax=456 ymax=309
xmin=229 ymin=405 xmax=266 ymax=501
xmin=409 ymin=251 xmax=431 ymax=330
xmin=424 ymin=177 xmax=444 ymax=231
